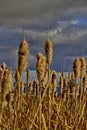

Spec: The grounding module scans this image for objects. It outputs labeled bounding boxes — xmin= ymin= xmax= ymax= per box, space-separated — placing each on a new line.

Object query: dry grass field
xmin=0 ymin=38 xmax=87 ymax=130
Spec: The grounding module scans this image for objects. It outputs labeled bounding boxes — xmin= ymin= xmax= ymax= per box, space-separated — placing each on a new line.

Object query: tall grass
xmin=0 ymin=38 xmax=87 ymax=130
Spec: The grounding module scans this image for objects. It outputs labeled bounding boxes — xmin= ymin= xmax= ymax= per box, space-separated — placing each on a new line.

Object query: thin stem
xmin=39 ymin=81 xmax=42 ymax=130
xmin=48 ymin=64 xmax=51 ymax=130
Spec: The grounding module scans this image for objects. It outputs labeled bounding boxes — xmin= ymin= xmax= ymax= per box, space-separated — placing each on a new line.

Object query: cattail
xmin=45 ymin=39 xmax=53 ymax=65
xmin=68 ymin=78 xmax=78 ymax=99
xmin=18 ymin=55 xmax=28 ymax=74
xmin=73 ymin=58 xmax=81 ymax=78
xmin=41 ymin=63 xmax=48 ymax=87
xmin=18 ymin=39 xmax=29 ymax=75
xmin=61 ymin=66 xmax=65 ymax=78
xmin=36 ymin=53 xmax=46 ymax=82
xmin=59 ymin=67 xmax=66 ymax=94
xmin=80 ymin=57 xmax=86 ymax=78
xmin=51 ymin=71 xmax=58 ymax=100
xmin=36 ymin=53 xmax=46 ymax=130
xmin=26 ymin=69 xmax=30 ymax=85
xmin=51 ymin=71 xmax=58 ymax=92
xmin=61 ymin=77 xmax=67 ymax=101
xmin=63 ymin=77 xmax=67 ymax=93
xmin=45 ymin=39 xmax=53 ymax=129
xmin=71 ymin=71 xmax=75 ymax=80
xmin=83 ymin=75 xmax=87 ymax=93
xmin=59 ymin=75 xmax=63 ymax=93
xmin=1 ymin=68 xmax=13 ymax=104
xmin=18 ymin=39 xmax=29 ymax=56
xmin=32 ymin=80 xmax=38 ymax=96
xmin=21 ymin=82 xmax=25 ymax=94
xmin=15 ymin=69 xmax=21 ymax=83
xmin=28 ymin=82 xmax=32 ymax=94
xmin=75 ymin=84 xmax=79 ymax=99
xmin=68 ymin=79 xmax=76 ymax=93
xmin=0 ymin=68 xmax=3 ymax=83
xmin=1 ymin=62 xmax=6 ymax=71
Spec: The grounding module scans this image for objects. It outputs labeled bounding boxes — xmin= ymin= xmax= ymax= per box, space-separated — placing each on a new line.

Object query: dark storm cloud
xmin=0 ymin=0 xmax=87 ymax=27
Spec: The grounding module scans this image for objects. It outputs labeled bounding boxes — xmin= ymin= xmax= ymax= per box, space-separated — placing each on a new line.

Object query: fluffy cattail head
xmin=52 ymin=70 xmax=58 ymax=81
xmin=68 ymin=79 xmax=77 ymax=94
xmin=45 ymin=39 xmax=53 ymax=64
xmin=18 ymin=39 xmax=29 ymax=56
xmin=73 ymin=58 xmax=81 ymax=78
xmin=51 ymin=70 xmax=58 ymax=92
xmin=83 ymin=75 xmax=87 ymax=92
xmin=1 ymin=62 xmax=6 ymax=71
xmin=18 ymin=55 xmax=28 ymax=74
xmin=36 ymin=53 xmax=46 ymax=82
xmin=41 ymin=62 xmax=49 ymax=86
xmin=80 ymin=57 xmax=86 ymax=78
xmin=1 ymin=68 xmax=13 ymax=100
xmin=18 ymin=39 xmax=29 ymax=75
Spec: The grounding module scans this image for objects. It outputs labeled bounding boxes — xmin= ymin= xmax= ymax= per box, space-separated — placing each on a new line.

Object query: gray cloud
xmin=0 ymin=0 xmax=87 ymax=27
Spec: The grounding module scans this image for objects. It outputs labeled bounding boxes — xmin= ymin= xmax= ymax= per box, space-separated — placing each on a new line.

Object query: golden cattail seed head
xmin=18 ymin=55 xmax=28 ymax=74
xmin=51 ymin=71 xmax=58 ymax=93
xmin=36 ymin=53 xmax=46 ymax=82
xmin=80 ymin=57 xmax=86 ymax=78
xmin=1 ymin=62 xmax=6 ymax=71
xmin=18 ymin=39 xmax=29 ymax=56
xmin=52 ymin=70 xmax=58 ymax=80
xmin=45 ymin=39 xmax=53 ymax=64
xmin=18 ymin=39 xmax=29 ymax=75
xmin=1 ymin=68 xmax=13 ymax=100
xmin=73 ymin=58 xmax=81 ymax=78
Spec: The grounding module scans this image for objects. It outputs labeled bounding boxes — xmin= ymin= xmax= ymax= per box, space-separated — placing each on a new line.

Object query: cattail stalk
xmin=45 ymin=39 xmax=53 ymax=130
xmin=17 ymin=39 xmax=29 ymax=109
xmin=80 ymin=57 xmax=86 ymax=78
xmin=26 ymin=69 xmax=30 ymax=85
xmin=83 ymin=75 xmax=87 ymax=93
xmin=51 ymin=71 xmax=58 ymax=101
xmin=36 ymin=52 xmax=46 ymax=130
xmin=0 ymin=68 xmax=13 ymax=130
xmin=28 ymin=82 xmax=32 ymax=94
xmin=73 ymin=58 xmax=81 ymax=78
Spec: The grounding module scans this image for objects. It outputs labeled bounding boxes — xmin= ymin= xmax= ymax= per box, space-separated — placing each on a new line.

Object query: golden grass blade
xmin=42 ymin=113 xmax=48 ymax=130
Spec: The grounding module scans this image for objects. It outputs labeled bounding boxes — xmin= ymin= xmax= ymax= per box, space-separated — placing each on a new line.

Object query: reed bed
xmin=0 ymin=38 xmax=87 ymax=130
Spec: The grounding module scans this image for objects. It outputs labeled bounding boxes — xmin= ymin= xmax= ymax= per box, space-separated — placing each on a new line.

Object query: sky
xmin=0 ymin=0 xmax=87 ymax=72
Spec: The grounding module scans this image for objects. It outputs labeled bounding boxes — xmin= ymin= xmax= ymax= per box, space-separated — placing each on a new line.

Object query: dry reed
xmin=45 ymin=39 xmax=53 ymax=65
xmin=73 ymin=58 xmax=81 ymax=78
xmin=0 ymin=37 xmax=86 ymax=130
xmin=80 ymin=57 xmax=86 ymax=78
xmin=36 ymin=53 xmax=46 ymax=82
xmin=18 ymin=39 xmax=29 ymax=75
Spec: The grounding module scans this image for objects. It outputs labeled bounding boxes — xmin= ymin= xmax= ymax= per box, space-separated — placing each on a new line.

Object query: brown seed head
xmin=73 ymin=58 xmax=81 ymax=78
xmin=18 ymin=39 xmax=29 ymax=75
xmin=1 ymin=62 xmax=6 ymax=71
xmin=80 ymin=57 xmax=86 ymax=78
xmin=36 ymin=53 xmax=46 ymax=82
xmin=45 ymin=39 xmax=53 ymax=64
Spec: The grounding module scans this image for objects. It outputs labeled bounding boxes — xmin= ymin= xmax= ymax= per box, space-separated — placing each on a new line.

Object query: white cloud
xmin=57 ymin=20 xmax=79 ymax=29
